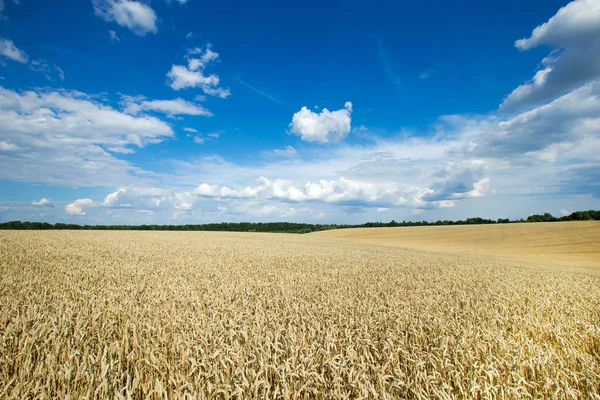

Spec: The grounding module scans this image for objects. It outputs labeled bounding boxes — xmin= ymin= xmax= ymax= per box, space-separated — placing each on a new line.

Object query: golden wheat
xmin=314 ymin=221 xmax=600 ymax=270
xmin=1 ymin=230 xmax=599 ymax=399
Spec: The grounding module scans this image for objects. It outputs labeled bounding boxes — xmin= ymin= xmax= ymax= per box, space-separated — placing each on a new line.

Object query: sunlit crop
xmin=1 ymin=230 xmax=599 ymax=398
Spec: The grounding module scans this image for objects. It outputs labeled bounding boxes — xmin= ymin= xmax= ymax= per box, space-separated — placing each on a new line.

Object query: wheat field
xmin=1 ymin=228 xmax=599 ymax=399
xmin=315 ymin=221 xmax=600 ymax=270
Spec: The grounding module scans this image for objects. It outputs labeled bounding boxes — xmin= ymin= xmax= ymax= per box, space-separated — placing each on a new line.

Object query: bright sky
xmin=1 ymin=0 xmax=599 ymax=224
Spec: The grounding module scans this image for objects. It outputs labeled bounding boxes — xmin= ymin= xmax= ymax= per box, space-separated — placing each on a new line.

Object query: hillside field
xmin=314 ymin=221 xmax=600 ymax=270
xmin=1 ymin=227 xmax=599 ymax=398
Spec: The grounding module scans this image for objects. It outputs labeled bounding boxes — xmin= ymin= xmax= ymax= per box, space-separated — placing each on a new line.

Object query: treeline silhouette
xmin=1 ymin=210 xmax=599 ymax=233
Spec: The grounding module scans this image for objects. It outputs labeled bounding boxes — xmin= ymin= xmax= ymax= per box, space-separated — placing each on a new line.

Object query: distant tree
xmin=567 ymin=211 xmax=593 ymax=221
xmin=527 ymin=213 xmax=557 ymax=223
xmin=588 ymin=210 xmax=600 ymax=220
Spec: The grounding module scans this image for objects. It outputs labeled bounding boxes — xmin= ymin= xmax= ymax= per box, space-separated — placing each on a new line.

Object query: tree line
xmin=1 ymin=210 xmax=598 ymax=233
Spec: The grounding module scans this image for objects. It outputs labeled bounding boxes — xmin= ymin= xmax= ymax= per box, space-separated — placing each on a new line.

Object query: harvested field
xmin=314 ymin=221 xmax=600 ymax=270
xmin=1 ymin=230 xmax=599 ymax=398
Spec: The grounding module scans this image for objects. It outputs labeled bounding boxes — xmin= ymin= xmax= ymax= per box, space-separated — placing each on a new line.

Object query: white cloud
xmin=255 ymin=205 xmax=296 ymax=217
xmin=92 ymin=0 xmax=158 ymax=36
xmin=0 ymin=38 xmax=64 ymax=80
xmin=0 ymin=37 xmax=28 ymax=63
xmin=29 ymin=59 xmax=65 ymax=81
xmin=0 ymin=140 xmax=18 ymax=151
xmin=376 ymin=208 xmax=389 ymax=212
xmin=33 ymin=198 xmax=50 ymax=206
xmin=480 ymin=81 xmax=600 ymax=156
xmin=108 ymin=30 xmax=120 ymax=42
xmin=188 ymin=46 xmax=219 ymax=65
xmin=184 ymin=127 xmax=198 ymax=133
xmin=192 ymin=181 xmax=267 ymax=199
xmin=185 ymin=176 xmax=451 ymax=209
xmin=65 ymin=198 xmax=94 ymax=215
xmin=515 ymin=0 xmax=600 ymax=50
xmin=560 ymin=208 xmax=571 ymax=216
xmin=101 ymin=187 xmax=195 ymax=211
xmin=289 ymin=102 xmax=352 ymax=143
xmin=193 ymin=136 xmax=204 ymax=144
xmin=273 ymin=145 xmax=296 ymax=156
xmin=32 ymin=198 xmax=55 ymax=208
xmin=436 ymin=200 xmax=456 ymax=208
xmin=0 ymin=87 xmax=173 ymax=186
xmin=166 ymin=45 xmax=230 ymax=97
xmin=123 ymin=96 xmax=212 ymax=117
xmin=502 ymin=0 xmax=600 ymax=111
xmin=423 ymin=164 xmax=490 ymax=201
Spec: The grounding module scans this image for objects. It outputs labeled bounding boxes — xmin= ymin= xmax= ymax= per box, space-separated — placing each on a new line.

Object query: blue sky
xmin=1 ymin=0 xmax=599 ymax=224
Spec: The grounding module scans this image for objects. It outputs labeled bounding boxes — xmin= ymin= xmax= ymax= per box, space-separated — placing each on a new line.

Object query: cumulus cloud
xmin=289 ymin=102 xmax=352 ymax=143
xmin=0 ymin=87 xmax=173 ymax=186
xmin=514 ymin=0 xmax=600 ymax=50
xmin=92 ymin=0 xmax=158 ymax=36
xmin=0 ymin=37 xmax=28 ymax=63
xmin=193 ymin=136 xmax=204 ymax=144
xmin=192 ymin=182 xmax=267 ymax=199
xmin=102 ymin=187 xmax=195 ymax=210
xmin=166 ymin=45 xmax=230 ymax=97
xmin=478 ymin=81 xmax=600 ymax=157
xmin=65 ymin=198 xmax=94 ymax=215
xmin=188 ymin=176 xmax=445 ymax=209
xmin=123 ymin=96 xmax=212 ymax=117
xmin=256 ymin=205 xmax=296 ymax=217
xmin=32 ymin=198 xmax=55 ymax=208
xmin=501 ymin=0 xmax=600 ymax=111
xmin=423 ymin=164 xmax=490 ymax=201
